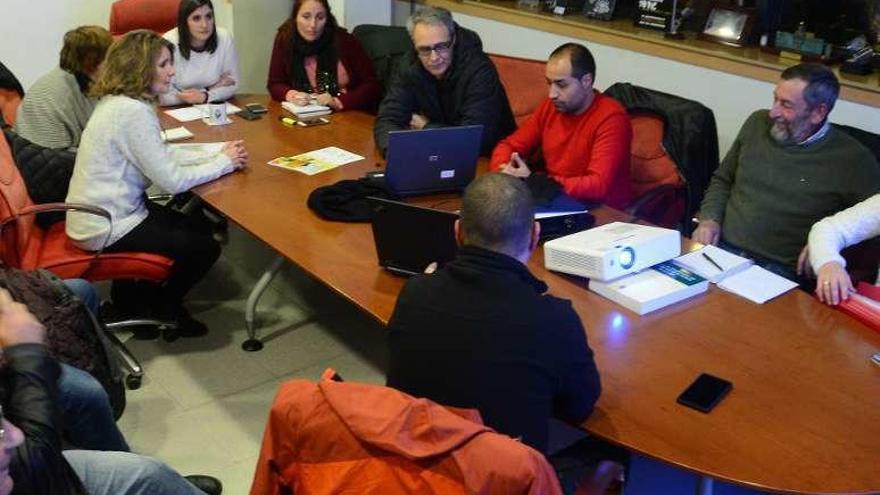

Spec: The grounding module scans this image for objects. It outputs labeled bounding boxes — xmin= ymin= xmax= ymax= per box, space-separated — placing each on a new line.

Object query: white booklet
xmin=717 ymin=265 xmax=798 ymax=304
xmin=589 ymin=261 xmax=709 ymax=315
xmin=281 ymin=101 xmax=331 ymax=118
xmin=673 ymin=245 xmax=753 ymax=284
xmin=160 ymin=126 xmax=194 ymax=142
xmin=164 ymin=103 xmax=242 ymax=122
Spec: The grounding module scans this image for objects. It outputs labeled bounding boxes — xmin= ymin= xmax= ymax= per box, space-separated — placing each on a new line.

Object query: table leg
xmin=242 ymin=255 xmax=285 ymax=351
xmin=697 ymin=476 xmax=714 ymax=495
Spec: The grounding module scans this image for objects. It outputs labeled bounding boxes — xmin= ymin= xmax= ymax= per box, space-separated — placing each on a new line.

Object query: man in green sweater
xmin=694 ymin=63 xmax=880 ymax=278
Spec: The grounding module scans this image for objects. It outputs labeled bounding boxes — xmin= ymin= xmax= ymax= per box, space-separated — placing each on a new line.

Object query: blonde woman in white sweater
xmin=798 ymin=194 xmax=880 ymax=305
xmin=66 ymin=30 xmax=248 ymax=335
xmin=159 ymin=0 xmax=239 ymax=106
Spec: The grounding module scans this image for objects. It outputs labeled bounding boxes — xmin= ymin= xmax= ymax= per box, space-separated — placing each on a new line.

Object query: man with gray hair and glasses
xmin=373 ymin=6 xmax=515 ymax=156
xmin=694 ymin=63 xmax=879 ymax=280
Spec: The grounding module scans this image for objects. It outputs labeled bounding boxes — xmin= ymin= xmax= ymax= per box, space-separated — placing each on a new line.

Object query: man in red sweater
xmin=490 ymin=43 xmax=632 ymax=209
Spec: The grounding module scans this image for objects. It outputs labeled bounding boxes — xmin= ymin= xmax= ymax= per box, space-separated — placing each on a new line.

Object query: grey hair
xmin=780 ymin=63 xmax=840 ymax=113
xmin=406 ymin=6 xmax=455 ymax=38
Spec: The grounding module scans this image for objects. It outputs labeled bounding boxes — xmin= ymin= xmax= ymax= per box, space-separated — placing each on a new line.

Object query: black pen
xmin=702 ymin=252 xmax=724 ymax=272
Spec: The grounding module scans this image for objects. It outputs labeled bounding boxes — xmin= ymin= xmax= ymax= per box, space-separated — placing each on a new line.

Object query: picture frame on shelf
xmin=699 ymin=7 xmax=755 ymax=47
xmin=583 ymin=0 xmax=617 ymax=20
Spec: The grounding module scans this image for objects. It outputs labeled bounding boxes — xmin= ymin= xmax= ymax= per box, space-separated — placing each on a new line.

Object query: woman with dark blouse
xmin=267 ymin=0 xmax=381 ymax=112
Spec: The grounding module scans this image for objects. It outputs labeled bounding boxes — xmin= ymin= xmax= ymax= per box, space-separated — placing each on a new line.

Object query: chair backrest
xmin=0 ymin=133 xmax=43 ymax=268
xmin=351 ymin=24 xmax=411 ymax=96
xmin=109 ymin=0 xmax=180 ymax=37
xmin=0 ymin=61 xmax=24 ymax=128
xmin=488 ymin=53 xmax=546 ymax=126
xmin=605 ymin=82 xmax=720 ymax=234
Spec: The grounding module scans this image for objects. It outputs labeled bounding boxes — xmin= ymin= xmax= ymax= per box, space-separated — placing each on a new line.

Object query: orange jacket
xmin=250 ymin=377 xmax=563 ymax=495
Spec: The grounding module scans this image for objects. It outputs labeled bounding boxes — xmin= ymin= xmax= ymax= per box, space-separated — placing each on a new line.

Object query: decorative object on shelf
xmin=583 ymin=0 xmax=617 ymax=20
xmin=665 ymin=0 xmax=694 ymax=39
xmin=517 ymin=0 xmax=541 ymax=9
xmin=699 ymin=6 xmax=755 ymax=47
xmin=774 ymin=24 xmax=830 ymax=59
xmin=636 ymin=0 xmax=672 ymax=31
xmin=543 ymin=0 xmax=587 ymax=15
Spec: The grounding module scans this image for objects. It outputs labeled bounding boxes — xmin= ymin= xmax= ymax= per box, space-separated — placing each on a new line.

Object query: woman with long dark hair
xmin=267 ymin=0 xmax=380 ymax=111
xmin=159 ymin=0 xmax=239 ymax=106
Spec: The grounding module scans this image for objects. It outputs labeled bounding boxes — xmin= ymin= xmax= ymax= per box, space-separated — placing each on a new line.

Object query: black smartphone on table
xmin=677 ymin=373 xmax=732 ymax=413
xmin=244 ymin=103 xmax=268 ymax=114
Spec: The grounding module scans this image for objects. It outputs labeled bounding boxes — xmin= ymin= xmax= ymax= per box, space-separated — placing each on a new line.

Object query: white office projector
xmin=544 ymin=222 xmax=680 ymax=281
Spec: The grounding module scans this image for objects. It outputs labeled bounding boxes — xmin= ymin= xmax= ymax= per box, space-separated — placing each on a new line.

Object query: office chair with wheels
xmin=109 ymin=0 xmax=180 ymax=37
xmin=0 ymin=135 xmax=175 ymax=390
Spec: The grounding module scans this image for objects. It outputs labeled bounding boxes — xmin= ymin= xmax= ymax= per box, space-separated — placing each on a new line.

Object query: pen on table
xmin=702 ymin=252 xmax=724 ymax=272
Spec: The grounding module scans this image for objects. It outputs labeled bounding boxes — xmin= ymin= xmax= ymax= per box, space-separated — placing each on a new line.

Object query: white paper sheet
xmin=164 ymin=103 xmax=242 ymax=122
xmin=717 ymin=265 xmax=798 ymax=304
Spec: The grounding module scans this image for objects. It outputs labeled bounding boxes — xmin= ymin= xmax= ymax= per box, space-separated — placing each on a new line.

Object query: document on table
xmin=164 ymin=103 xmax=242 ymax=122
xmin=673 ymin=245 xmax=753 ymax=284
xmin=160 ymin=126 xmax=194 ymax=142
xmin=268 ymin=146 xmax=364 ymax=175
xmin=716 ymin=265 xmax=798 ymax=304
xmin=168 ymin=142 xmax=225 ymax=166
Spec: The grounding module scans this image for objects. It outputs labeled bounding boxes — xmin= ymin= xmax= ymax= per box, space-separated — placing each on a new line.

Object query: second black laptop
xmin=368 ymin=197 xmax=459 ymax=277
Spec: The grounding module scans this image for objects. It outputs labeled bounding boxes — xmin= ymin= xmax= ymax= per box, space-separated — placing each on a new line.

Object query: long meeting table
xmin=164 ymin=97 xmax=880 ymax=495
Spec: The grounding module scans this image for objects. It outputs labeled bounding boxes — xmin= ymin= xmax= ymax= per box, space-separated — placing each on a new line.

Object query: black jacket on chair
xmin=604 ymin=83 xmax=720 ymax=233
xmin=373 ymin=24 xmax=515 ymax=156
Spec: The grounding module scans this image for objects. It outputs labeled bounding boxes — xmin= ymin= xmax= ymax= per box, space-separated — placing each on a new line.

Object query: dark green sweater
xmin=699 ymin=110 xmax=880 ymax=268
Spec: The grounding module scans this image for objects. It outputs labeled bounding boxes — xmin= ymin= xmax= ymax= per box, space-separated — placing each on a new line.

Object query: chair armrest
xmin=0 ymin=202 xmax=114 ymax=256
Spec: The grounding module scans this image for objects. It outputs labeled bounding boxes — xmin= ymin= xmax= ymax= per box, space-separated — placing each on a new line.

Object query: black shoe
xmin=184 ymin=475 xmax=222 ymax=495
xmin=173 ymin=307 xmax=209 ymax=338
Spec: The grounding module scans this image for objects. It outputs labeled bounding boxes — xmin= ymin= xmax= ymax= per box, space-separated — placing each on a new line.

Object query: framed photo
xmin=699 ymin=7 xmax=754 ymax=47
xmin=583 ymin=0 xmax=617 ymax=20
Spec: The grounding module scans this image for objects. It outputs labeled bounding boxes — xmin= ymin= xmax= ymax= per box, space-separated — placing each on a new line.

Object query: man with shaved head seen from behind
xmin=386 ymin=173 xmax=625 ymax=494
xmin=490 ymin=43 xmax=632 ymax=209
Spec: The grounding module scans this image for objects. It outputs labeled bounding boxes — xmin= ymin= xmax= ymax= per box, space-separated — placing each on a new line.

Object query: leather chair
xmin=489 ymin=53 xmax=546 ymax=127
xmin=832 ymin=123 xmax=880 ymax=285
xmin=0 ymin=131 xmax=174 ymax=389
xmin=0 ymin=61 xmax=24 ymax=128
xmin=109 ymin=0 xmax=180 ymax=37
xmin=351 ymin=24 xmax=411 ymax=96
xmin=605 ymin=82 xmax=720 ymax=234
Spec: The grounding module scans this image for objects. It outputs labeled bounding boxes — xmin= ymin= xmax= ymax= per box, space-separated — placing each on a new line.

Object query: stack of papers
xmin=673 ymin=245 xmax=753 ymax=283
xmin=164 ymin=103 xmax=242 ymax=122
xmin=281 ymin=101 xmax=331 ymax=118
xmin=268 ymin=146 xmax=364 ymax=175
xmin=716 ymin=266 xmax=798 ymax=304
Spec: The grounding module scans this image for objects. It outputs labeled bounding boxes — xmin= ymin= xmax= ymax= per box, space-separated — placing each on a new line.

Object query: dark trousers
xmin=105 ymin=202 xmax=220 ymax=312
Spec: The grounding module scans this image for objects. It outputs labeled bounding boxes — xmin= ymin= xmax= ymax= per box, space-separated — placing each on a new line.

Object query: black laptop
xmin=368 ymin=197 xmax=459 ymax=276
xmin=384 ymin=125 xmax=483 ymax=197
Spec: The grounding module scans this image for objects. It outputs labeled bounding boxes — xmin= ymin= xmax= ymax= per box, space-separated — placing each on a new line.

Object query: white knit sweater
xmin=808 ymin=194 xmax=880 ymax=283
xmin=159 ymin=27 xmax=240 ymax=106
xmin=66 ymin=95 xmax=234 ymax=250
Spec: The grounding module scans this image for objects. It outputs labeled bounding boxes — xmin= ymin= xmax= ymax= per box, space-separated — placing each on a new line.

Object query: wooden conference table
xmin=165 ymin=97 xmax=880 ymax=495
